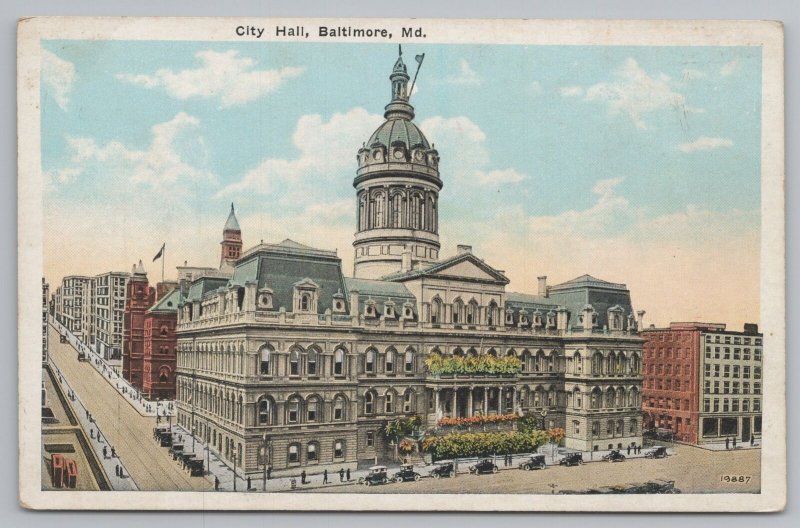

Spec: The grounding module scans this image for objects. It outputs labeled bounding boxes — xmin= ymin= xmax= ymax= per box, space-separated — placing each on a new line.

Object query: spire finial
xmin=399 ymin=44 xmax=402 ymax=57
xmin=230 ymin=202 xmax=234 ymax=213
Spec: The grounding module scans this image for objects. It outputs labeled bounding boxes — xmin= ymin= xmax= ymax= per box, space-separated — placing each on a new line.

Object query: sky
xmin=41 ymin=41 xmax=762 ymax=328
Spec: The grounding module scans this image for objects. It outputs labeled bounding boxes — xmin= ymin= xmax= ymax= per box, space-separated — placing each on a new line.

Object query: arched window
xmin=257 ymin=398 xmax=274 ymax=425
xmin=288 ymin=443 xmax=300 ymax=464
xmin=290 ymin=349 xmax=301 ymax=376
xmin=307 ymin=348 xmax=318 ymax=376
xmin=334 ymin=348 xmax=345 ymax=376
xmin=605 ymin=388 xmax=615 ymax=408
xmin=403 ymin=389 xmax=414 ymax=413
xmin=404 ymin=349 xmax=414 ymax=373
xmin=333 ymin=395 xmax=347 ymax=421
xmin=307 ymin=396 xmax=320 ymax=422
xmin=467 ymin=299 xmax=478 ymax=324
xmin=431 ymin=296 xmax=442 ymax=324
xmin=391 ymin=192 xmax=404 ymax=228
xmin=300 ymin=293 xmax=311 ymax=312
xmin=385 ymin=348 xmax=395 ymax=373
xmin=158 ymin=366 xmax=170 ymax=383
xmin=385 ymin=390 xmax=395 ymax=413
xmin=574 ymin=388 xmax=582 ymax=409
xmin=452 ymin=298 xmax=464 ymax=324
xmin=259 ymin=346 xmax=272 ymax=375
xmin=359 ymin=194 xmax=367 ymax=230
xmin=287 ymin=396 xmax=301 ymax=423
xmin=364 ymin=391 xmax=375 ymax=415
xmin=307 ymin=442 xmax=319 ymax=462
xmin=487 ymin=301 xmax=498 ymax=326
xmin=365 ymin=349 xmax=376 ymax=373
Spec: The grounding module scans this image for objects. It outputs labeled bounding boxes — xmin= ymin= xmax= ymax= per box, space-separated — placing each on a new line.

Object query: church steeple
xmin=220 ymin=203 xmax=242 ymax=269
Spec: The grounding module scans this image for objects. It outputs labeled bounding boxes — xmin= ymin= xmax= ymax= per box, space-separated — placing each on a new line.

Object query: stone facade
xmin=174 ymin=50 xmax=644 ymax=478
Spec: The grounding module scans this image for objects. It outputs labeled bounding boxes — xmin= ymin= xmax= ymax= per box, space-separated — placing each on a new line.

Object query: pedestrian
xmin=750 ymin=436 xmax=755 ymax=447
xmin=339 ymin=468 xmax=344 ymax=482
xmin=111 ymin=447 xmax=116 ymax=458
xmin=247 ymin=476 xmax=252 ymax=490
xmin=90 ymin=429 xmax=95 ymax=439
xmin=725 ymin=437 xmax=730 ymax=450
xmin=733 ymin=437 xmax=737 ymax=449
xmin=115 ymin=465 xmax=119 ymax=477
xmin=346 ymin=468 xmax=350 ymax=481
xmin=323 ymin=469 xmax=328 ymax=484
xmin=267 ymin=466 xmax=272 ymax=480
xmin=627 ymin=445 xmax=631 ymax=456
xmin=214 ymin=476 xmax=220 ymax=491
xmin=103 ymin=446 xmax=107 ymax=458
xmin=301 ymin=470 xmax=307 ymax=484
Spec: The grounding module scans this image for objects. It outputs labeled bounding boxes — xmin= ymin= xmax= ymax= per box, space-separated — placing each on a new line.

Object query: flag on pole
xmin=415 ymin=53 xmax=425 ymax=65
xmin=152 ymin=242 xmax=165 ymax=262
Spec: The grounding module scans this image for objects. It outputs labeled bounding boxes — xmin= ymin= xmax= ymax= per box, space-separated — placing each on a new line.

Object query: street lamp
xmin=192 ymin=423 xmax=196 ymax=454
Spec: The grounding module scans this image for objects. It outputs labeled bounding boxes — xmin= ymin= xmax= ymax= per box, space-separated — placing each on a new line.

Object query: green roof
xmin=148 ymin=287 xmax=182 ymax=313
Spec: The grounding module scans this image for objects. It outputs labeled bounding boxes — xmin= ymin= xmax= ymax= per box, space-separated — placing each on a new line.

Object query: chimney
xmin=401 ymin=249 xmax=412 ymax=273
xmin=636 ymin=310 xmax=646 ymax=331
xmin=456 ymin=244 xmax=472 ymax=255
xmin=537 ymin=276 xmax=548 ymax=297
xmin=743 ymin=323 xmax=759 ymax=334
xmin=349 ymin=289 xmax=360 ymax=318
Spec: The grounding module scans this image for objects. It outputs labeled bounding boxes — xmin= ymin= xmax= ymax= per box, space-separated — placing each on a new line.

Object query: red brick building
xmin=641 ymin=322 xmax=711 ymax=443
xmin=142 ymin=287 xmax=181 ymax=400
xmin=122 ymin=261 xmax=154 ymax=390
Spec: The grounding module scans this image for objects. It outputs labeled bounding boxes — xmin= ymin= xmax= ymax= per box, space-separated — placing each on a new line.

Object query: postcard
xmin=17 ymin=17 xmax=785 ymax=511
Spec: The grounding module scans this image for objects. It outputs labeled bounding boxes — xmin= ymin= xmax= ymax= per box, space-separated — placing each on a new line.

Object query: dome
xmin=367 ymin=118 xmax=430 ymax=150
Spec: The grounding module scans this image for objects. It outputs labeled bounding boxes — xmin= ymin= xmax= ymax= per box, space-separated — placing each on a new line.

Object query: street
xmin=48 ymin=325 xmax=212 ymax=492
xmin=303 ymin=443 xmax=760 ymax=494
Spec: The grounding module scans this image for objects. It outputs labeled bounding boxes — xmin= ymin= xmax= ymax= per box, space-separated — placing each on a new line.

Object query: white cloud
xmin=579 ymin=58 xmax=701 ymax=129
xmin=559 ymin=85 xmax=583 ymax=97
xmin=116 ymin=50 xmax=304 ymax=107
xmin=720 ymin=59 xmax=739 ymax=76
xmin=679 ymin=136 xmax=734 ymax=153
xmin=443 ymin=59 xmax=481 ymax=85
xmin=217 ymin=107 xmax=383 ymax=198
xmin=41 ymin=49 xmax=75 ymax=110
xmin=420 ymin=115 xmax=527 ymax=187
xmin=681 ymin=68 xmax=706 ymax=81
xmin=48 ymin=112 xmax=215 ymax=200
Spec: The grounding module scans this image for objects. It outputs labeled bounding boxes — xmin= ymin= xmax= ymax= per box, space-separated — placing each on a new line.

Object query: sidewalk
xmin=49 ymin=362 xmax=138 ymax=491
xmin=50 ymin=319 xmax=174 ymax=418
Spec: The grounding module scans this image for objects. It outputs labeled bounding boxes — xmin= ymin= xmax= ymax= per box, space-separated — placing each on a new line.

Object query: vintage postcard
xmin=18 ymin=17 xmax=785 ymax=511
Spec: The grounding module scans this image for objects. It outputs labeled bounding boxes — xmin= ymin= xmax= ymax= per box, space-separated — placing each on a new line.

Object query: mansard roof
xmin=148 ymin=287 xmax=182 ymax=314
xmin=550 ymin=274 xmax=628 ymax=291
xmin=344 ymin=277 xmax=417 ymax=317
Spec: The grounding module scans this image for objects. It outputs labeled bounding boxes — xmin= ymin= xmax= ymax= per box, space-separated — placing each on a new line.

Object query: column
xmin=468 ymin=387 xmax=474 ymax=417
xmin=483 ymin=387 xmax=488 ymax=415
xmin=511 ymin=387 xmax=517 ymax=413
xmin=452 ymin=389 xmax=458 ymax=418
xmin=498 ymin=386 xmax=503 ymax=414
xmin=434 ymin=389 xmax=440 ymax=418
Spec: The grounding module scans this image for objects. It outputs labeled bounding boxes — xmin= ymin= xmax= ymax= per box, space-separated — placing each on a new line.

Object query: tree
xmin=517 ymin=412 xmax=542 ymax=434
xmin=381 ymin=416 xmax=422 ymax=461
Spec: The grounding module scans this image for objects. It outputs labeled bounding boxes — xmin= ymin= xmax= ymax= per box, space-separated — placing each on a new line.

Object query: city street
xmin=48 ymin=325 xmax=212 ymax=492
xmin=304 ymin=444 xmax=761 ymax=495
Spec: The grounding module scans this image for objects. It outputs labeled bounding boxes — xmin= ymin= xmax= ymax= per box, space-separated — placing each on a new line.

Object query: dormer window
xmin=293 ymin=278 xmax=320 ymax=313
xmin=404 ymin=306 xmax=413 ymax=318
xmin=365 ymin=300 xmax=377 ymax=318
xmin=506 ymin=310 xmax=514 ymax=324
xmin=300 ymin=294 xmax=311 ymax=311
xmin=384 ymin=301 xmax=396 ymax=319
xmin=257 ymin=288 xmax=274 ymax=309
xmin=547 ymin=314 xmax=556 ymax=328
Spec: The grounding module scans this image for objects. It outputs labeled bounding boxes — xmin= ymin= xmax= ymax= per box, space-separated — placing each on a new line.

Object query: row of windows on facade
xmin=704 ymin=380 xmax=761 ymax=395
xmin=704 ymin=364 xmax=761 ymax=379
xmin=703 ymin=398 xmax=761 ymax=413
xmin=646 ymin=363 xmax=692 ymax=376
xmin=286 ymin=440 xmax=347 ymax=464
xmin=705 ymin=334 xmax=762 ymax=346
xmin=704 ymin=346 xmax=762 ymax=361
xmin=572 ymin=419 xmax=638 ymax=437
xmin=645 ymin=396 xmax=692 ymax=411
xmin=570 ymin=387 xmax=641 ymax=410
xmin=357 ymin=189 xmax=437 ymax=232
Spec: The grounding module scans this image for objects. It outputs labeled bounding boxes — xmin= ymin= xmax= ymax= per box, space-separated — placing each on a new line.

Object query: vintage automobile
xmin=358 ymin=466 xmax=389 ymax=486
xmin=429 ymin=460 xmax=456 ymax=479
xmin=519 ymin=454 xmax=547 ymax=471
xmin=169 ymin=443 xmax=184 ymax=461
xmin=559 ymin=452 xmax=583 ymax=467
xmin=644 ymin=446 xmax=668 ymax=459
xmin=392 ymin=463 xmax=422 ymax=483
xmin=602 ymin=449 xmax=626 ymax=462
xmin=469 ymin=458 xmax=499 ymax=475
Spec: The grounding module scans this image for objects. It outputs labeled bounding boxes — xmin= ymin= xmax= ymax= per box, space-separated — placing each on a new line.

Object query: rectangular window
xmin=732 ymin=382 xmax=740 ymax=394
xmin=334 ymin=441 xmax=344 ymax=459
xmin=307 ymin=401 xmax=317 ymax=422
xmin=754 ymin=399 xmax=761 ymax=412
xmin=366 ymin=431 xmax=374 ymax=448
xmin=723 ymin=365 xmax=730 ymax=378
xmin=754 ymin=382 xmax=761 ymax=395
xmin=705 ymin=347 xmax=711 ymax=359
xmin=714 ymin=365 xmax=720 ymax=377
xmin=714 ymin=346 xmax=720 ymax=358
xmin=723 ymin=381 xmax=730 ymax=394
xmin=743 ymin=399 xmax=750 ymax=412
xmin=714 ymin=381 xmax=720 ymax=394
xmin=713 ymin=399 xmax=719 ymax=412
xmin=743 ymin=348 xmax=751 ymax=360
xmin=743 ymin=382 xmax=750 ymax=394
xmin=724 ymin=347 xmax=731 ymax=360
xmin=703 ymin=399 xmax=710 ymax=412
xmin=704 ymin=364 xmax=711 ymax=377
xmin=744 ymin=366 xmax=751 ymax=378
xmin=733 ymin=348 xmax=741 ymax=360
xmin=723 ymin=399 xmax=729 ymax=412
xmin=754 ymin=367 xmax=761 ymax=379
xmin=733 ymin=365 xmax=740 ymax=378
xmin=732 ymin=399 xmax=739 ymax=412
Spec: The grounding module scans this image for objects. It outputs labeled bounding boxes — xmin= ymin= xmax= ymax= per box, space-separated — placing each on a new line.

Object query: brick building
xmin=642 ymin=322 xmax=762 ymax=445
xmin=123 ymin=261 xmax=155 ymax=390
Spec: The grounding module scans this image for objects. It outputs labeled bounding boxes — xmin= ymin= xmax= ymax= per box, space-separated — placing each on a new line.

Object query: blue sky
xmin=41 ymin=40 xmax=762 ymax=327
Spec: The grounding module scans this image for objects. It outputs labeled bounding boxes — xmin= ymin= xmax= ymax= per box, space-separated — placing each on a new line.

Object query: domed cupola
xmin=353 ymin=46 xmax=442 ymax=280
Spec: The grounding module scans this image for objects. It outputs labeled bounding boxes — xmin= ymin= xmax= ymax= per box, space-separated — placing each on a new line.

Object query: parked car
xmin=392 ymin=463 xmax=422 ymax=483
xmin=559 ymin=453 xmax=583 ymax=467
xmin=429 ymin=460 xmax=456 ymax=479
xmin=469 ymin=458 xmax=499 ymax=475
xmin=358 ymin=466 xmax=389 ymax=486
xmin=602 ymin=449 xmax=626 ymax=462
xmin=644 ymin=446 xmax=668 ymax=459
xmin=519 ymin=454 xmax=547 ymax=471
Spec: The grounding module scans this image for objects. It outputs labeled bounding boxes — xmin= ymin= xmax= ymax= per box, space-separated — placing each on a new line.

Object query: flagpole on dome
xmin=408 ymin=52 xmax=425 ymax=100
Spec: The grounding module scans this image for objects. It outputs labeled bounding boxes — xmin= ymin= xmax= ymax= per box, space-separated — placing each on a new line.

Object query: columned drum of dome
xmin=353 ymin=49 xmax=442 ymax=280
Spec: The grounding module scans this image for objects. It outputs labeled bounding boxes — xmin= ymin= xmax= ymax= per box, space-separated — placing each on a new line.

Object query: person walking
xmin=339 ymin=468 xmax=345 ymax=482
xmin=627 ymin=445 xmax=631 ymax=456
xmin=725 ymin=437 xmax=730 ymax=450
xmin=90 ymin=429 xmax=95 ymax=440
xmin=103 ymin=446 xmax=107 ymax=459
xmin=267 ymin=466 xmax=272 ymax=480
xmin=300 ymin=470 xmax=307 ymax=485
xmin=750 ymin=435 xmax=755 ymax=447
xmin=346 ymin=468 xmax=350 ymax=481
xmin=733 ymin=437 xmax=737 ymax=449
xmin=214 ymin=476 xmax=220 ymax=491
xmin=115 ymin=465 xmax=119 ymax=477
xmin=323 ymin=469 xmax=328 ymax=484
xmin=247 ymin=476 xmax=252 ymax=490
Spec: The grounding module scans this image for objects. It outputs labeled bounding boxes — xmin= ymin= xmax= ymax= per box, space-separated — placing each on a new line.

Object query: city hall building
xmin=174 ymin=51 xmax=646 ymax=477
